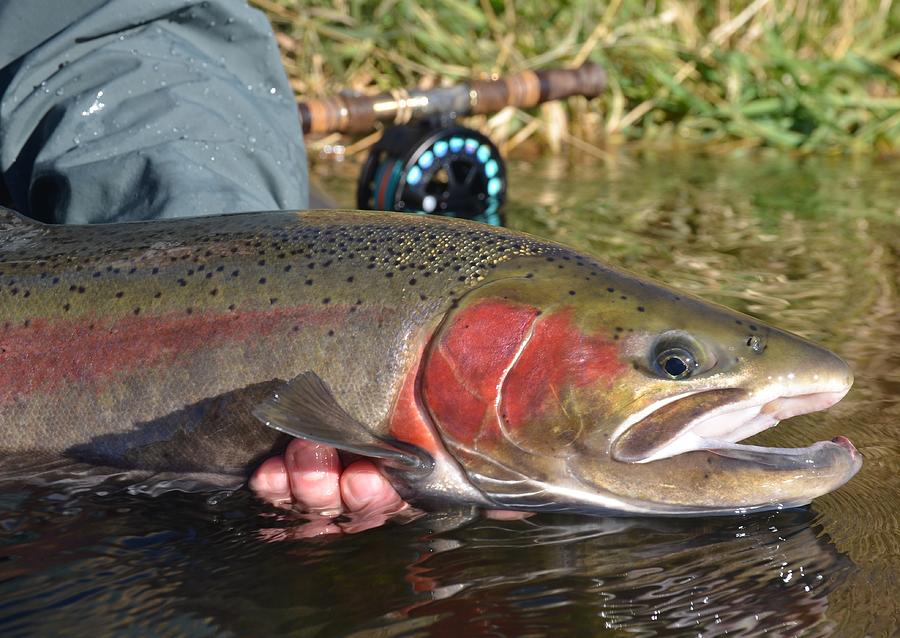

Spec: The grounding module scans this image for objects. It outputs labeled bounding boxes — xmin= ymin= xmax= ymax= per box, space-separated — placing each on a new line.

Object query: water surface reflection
xmin=0 ymin=483 xmax=853 ymax=637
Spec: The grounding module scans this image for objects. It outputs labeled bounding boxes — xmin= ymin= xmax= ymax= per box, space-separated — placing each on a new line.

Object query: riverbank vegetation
xmin=255 ymin=0 xmax=899 ymax=154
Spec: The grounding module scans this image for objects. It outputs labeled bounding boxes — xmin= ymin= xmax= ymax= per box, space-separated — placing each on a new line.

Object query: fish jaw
xmin=611 ymin=386 xmax=854 ymax=464
xmin=498 ymin=383 xmax=861 ymax=516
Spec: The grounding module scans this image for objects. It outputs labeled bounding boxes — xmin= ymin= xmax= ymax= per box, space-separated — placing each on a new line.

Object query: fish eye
xmin=655 ymin=348 xmax=697 ymax=379
xmin=649 ymin=331 xmax=711 ymax=380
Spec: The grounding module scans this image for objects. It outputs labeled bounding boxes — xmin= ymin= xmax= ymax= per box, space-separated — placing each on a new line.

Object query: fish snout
xmin=816 ymin=348 xmax=854 ymax=393
xmin=757 ymin=328 xmax=853 ymax=400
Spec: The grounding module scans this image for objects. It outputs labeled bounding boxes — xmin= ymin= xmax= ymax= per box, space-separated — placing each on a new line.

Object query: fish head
xmin=421 ymin=254 xmax=861 ymax=515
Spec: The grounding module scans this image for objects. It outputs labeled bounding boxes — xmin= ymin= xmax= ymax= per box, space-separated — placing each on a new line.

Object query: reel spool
xmin=357 ymin=122 xmax=506 ymax=226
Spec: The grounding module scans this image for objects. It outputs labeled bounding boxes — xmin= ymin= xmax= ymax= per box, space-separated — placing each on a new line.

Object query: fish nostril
xmin=746 ymin=335 xmax=765 ymax=353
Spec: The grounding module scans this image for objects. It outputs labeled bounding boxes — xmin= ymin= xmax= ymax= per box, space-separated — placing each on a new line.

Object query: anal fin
xmin=253 ymin=371 xmax=429 ymax=470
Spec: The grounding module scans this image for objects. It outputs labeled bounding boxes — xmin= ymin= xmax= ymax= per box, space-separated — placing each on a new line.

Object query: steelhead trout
xmin=0 ymin=207 xmax=861 ymax=515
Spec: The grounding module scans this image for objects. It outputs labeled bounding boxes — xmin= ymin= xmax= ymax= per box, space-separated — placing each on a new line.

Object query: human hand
xmin=249 ymin=439 xmax=410 ymax=535
xmin=250 ymin=439 xmax=530 ymax=536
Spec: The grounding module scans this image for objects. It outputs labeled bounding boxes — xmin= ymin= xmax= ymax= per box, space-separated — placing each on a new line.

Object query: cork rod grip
xmin=299 ymin=63 xmax=606 ymax=135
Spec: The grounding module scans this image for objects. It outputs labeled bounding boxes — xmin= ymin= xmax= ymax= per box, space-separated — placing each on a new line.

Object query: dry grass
xmin=254 ymin=0 xmax=900 ymax=154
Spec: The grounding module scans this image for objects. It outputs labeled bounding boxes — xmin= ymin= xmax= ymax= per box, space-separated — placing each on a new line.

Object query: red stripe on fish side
xmin=500 ymin=307 xmax=624 ymax=431
xmin=422 ymin=300 xmax=538 ymax=446
xmin=0 ymin=306 xmax=358 ymax=403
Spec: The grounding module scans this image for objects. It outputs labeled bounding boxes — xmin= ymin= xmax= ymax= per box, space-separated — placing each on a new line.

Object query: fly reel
xmin=357 ymin=122 xmax=506 ymax=226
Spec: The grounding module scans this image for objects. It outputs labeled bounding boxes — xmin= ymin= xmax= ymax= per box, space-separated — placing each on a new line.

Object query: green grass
xmin=255 ymin=0 xmax=900 ymax=154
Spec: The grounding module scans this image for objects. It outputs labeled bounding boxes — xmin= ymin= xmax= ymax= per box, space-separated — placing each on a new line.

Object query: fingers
xmin=340 ymin=460 xmax=405 ymax=512
xmin=250 ymin=442 xmax=403 ymax=516
xmin=339 ymin=460 xmax=407 ymax=533
xmin=248 ymin=455 xmax=291 ymax=504
xmin=250 ymin=439 xmax=343 ymax=513
xmin=249 ymin=445 xmax=407 ymax=536
xmin=284 ymin=439 xmax=342 ymax=513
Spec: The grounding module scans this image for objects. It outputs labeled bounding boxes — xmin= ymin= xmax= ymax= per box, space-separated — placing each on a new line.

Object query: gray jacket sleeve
xmin=0 ymin=0 xmax=308 ymax=223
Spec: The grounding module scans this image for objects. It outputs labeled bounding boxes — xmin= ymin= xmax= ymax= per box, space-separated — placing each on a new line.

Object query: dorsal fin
xmin=0 ymin=206 xmax=45 ymax=239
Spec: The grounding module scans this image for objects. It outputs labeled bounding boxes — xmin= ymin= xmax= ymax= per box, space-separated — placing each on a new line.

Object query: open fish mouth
xmin=611 ymin=386 xmax=859 ymax=470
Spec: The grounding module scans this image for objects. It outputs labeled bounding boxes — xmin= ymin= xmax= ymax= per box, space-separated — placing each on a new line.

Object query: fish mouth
xmin=611 ymin=386 xmax=859 ymax=471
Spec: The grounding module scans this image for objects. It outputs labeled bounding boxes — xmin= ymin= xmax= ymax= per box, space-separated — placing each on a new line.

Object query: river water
xmin=1 ymin=151 xmax=897 ymax=636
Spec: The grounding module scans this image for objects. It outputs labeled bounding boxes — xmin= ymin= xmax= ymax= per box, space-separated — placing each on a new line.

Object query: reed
xmin=254 ymin=0 xmax=900 ymax=154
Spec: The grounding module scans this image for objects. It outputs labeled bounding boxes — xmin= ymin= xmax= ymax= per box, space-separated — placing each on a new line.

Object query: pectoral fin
xmin=253 ymin=371 xmax=429 ymax=470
